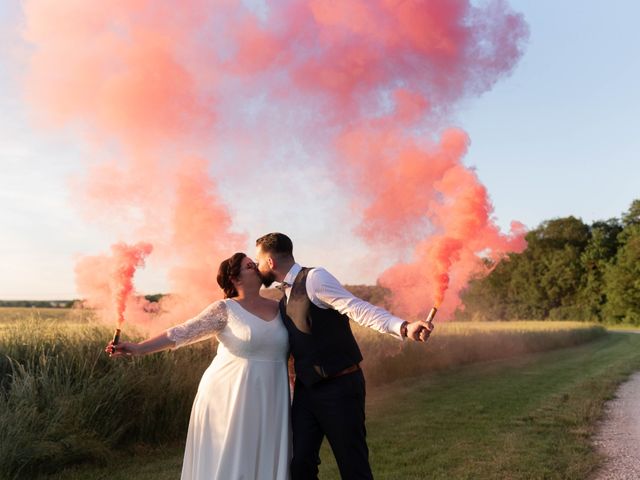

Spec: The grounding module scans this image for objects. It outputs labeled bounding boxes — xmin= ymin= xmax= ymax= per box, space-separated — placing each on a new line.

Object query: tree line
xmin=0 ymin=300 xmax=76 ymax=308
xmin=456 ymin=199 xmax=640 ymax=325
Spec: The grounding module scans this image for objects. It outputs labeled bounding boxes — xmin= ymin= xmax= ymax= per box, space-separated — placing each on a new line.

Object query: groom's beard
xmin=258 ymin=270 xmax=276 ymax=288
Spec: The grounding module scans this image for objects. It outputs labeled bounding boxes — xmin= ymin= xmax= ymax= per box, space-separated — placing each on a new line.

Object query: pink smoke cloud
xmin=21 ymin=0 xmax=529 ymax=326
xmin=22 ymin=0 xmax=244 ymax=330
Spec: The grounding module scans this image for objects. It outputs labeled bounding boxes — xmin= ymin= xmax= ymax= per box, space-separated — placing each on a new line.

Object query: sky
xmin=1 ymin=0 xmax=639 ymax=300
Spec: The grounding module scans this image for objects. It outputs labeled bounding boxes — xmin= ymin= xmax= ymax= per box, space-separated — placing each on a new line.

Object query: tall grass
xmin=0 ymin=311 xmax=214 ymax=479
xmin=0 ymin=309 xmax=606 ymax=478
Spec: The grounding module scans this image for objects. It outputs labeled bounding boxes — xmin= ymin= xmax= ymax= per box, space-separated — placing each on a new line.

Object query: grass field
xmin=38 ymin=332 xmax=640 ymax=480
xmin=1 ymin=307 xmax=635 ymax=479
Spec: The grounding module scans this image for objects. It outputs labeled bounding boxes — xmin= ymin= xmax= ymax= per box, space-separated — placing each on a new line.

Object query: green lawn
xmin=43 ymin=332 xmax=640 ymax=480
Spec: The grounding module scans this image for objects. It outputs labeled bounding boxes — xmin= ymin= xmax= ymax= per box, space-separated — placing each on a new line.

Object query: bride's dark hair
xmin=217 ymin=252 xmax=247 ymax=298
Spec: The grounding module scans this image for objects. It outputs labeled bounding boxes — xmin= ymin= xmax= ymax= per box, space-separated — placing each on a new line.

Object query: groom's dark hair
xmin=256 ymin=232 xmax=293 ymax=259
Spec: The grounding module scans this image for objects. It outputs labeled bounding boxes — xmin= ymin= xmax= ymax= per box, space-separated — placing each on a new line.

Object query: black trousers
xmin=290 ymin=369 xmax=373 ymax=480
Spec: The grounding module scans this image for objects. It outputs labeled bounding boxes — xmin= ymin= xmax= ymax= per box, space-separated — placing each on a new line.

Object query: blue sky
xmin=460 ymin=0 xmax=640 ymax=228
xmin=1 ymin=1 xmax=639 ymax=299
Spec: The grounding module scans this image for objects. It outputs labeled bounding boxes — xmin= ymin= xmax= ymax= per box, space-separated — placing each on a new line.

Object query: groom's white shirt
xmin=281 ymin=263 xmax=405 ymax=340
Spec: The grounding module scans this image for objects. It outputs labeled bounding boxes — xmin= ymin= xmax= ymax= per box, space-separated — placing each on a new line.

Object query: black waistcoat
xmin=279 ymin=267 xmax=363 ymax=387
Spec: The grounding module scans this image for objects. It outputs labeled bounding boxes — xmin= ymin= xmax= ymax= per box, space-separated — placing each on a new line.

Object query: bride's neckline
xmin=229 ymin=299 xmax=279 ymax=323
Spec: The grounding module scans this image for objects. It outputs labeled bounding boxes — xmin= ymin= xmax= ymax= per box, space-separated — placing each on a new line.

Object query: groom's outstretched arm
xmin=307 ymin=267 xmax=407 ymax=339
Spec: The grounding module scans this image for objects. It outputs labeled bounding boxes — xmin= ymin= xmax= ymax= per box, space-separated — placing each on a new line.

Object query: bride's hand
xmin=406 ymin=320 xmax=434 ymax=342
xmin=105 ymin=341 xmax=140 ymax=357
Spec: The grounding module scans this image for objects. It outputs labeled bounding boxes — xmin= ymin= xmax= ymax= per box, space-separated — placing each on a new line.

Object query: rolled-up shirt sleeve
xmin=166 ymin=300 xmax=228 ymax=349
xmin=307 ymin=268 xmax=404 ymax=340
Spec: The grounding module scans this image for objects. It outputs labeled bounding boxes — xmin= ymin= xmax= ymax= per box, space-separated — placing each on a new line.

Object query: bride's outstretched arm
xmin=105 ymin=300 xmax=229 ymax=357
xmin=106 ymin=333 xmax=175 ymax=357
xmin=165 ymin=300 xmax=228 ymax=349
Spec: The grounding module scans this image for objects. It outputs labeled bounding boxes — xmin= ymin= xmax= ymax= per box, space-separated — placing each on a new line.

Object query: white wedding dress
xmin=167 ymin=299 xmax=291 ymax=480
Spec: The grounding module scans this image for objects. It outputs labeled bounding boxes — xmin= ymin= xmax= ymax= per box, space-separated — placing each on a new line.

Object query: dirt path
xmin=592 ymin=331 xmax=640 ymax=480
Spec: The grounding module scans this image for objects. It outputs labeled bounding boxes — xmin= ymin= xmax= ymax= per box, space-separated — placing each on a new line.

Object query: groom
xmin=255 ymin=232 xmax=433 ymax=480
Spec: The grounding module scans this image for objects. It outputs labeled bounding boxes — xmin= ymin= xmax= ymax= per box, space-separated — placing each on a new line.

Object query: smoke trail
xmin=22 ymin=0 xmax=529 ymax=324
xmin=336 ymin=123 xmax=526 ymax=317
xmin=75 ymin=242 xmax=152 ymax=326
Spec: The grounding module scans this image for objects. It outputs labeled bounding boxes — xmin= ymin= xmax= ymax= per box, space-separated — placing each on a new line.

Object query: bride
xmin=106 ymin=253 xmax=291 ymax=480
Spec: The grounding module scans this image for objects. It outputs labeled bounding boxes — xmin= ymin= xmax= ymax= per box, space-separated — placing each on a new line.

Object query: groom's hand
xmin=406 ymin=320 xmax=434 ymax=342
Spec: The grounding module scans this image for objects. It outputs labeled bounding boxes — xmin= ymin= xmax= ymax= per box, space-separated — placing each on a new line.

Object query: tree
xmin=521 ymin=217 xmax=589 ymax=319
xmin=457 ymin=202 xmax=640 ymax=324
xmin=603 ymin=202 xmax=640 ymax=325
xmin=579 ymin=219 xmax=622 ymax=321
xmin=459 ymin=216 xmax=591 ymax=320
xmin=622 ymin=199 xmax=640 ymax=227
xmin=528 ymin=216 xmax=590 ymax=250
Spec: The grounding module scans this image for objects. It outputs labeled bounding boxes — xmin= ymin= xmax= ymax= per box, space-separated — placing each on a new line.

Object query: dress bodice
xmin=166 ymin=299 xmax=288 ymax=362
xmin=217 ymin=300 xmax=288 ymax=361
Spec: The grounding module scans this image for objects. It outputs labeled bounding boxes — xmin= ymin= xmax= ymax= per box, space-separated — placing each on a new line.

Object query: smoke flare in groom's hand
xmin=417 ymin=306 xmax=437 ymax=342
xmin=426 ymin=306 xmax=437 ymax=327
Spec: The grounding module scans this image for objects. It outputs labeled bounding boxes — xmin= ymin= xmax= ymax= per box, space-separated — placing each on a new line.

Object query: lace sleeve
xmin=166 ymin=300 xmax=228 ymax=349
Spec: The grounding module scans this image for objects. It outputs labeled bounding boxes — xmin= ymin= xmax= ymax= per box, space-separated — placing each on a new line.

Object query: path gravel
xmin=592 ymin=330 xmax=640 ymax=480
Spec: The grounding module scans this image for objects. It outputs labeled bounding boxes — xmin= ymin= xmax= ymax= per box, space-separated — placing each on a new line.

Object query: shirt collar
xmin=283 ymin=263 xmax=302 ymax=286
